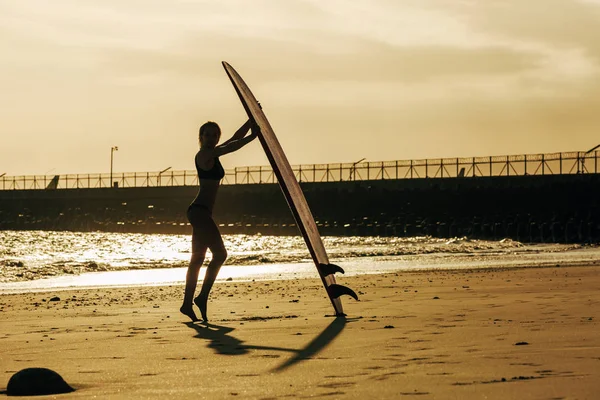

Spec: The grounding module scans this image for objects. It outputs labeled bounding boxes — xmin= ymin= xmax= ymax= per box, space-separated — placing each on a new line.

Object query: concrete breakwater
xmin=1 ymin=174 xmax=598 ymax=243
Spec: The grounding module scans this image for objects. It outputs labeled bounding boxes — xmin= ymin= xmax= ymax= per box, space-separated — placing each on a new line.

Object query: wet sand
xmin=1 ymin=266 xmax=599 ymax=399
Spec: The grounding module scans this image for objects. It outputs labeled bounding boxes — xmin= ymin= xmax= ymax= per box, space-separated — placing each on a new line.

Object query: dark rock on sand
xmin=7 ymin=368 xmax=74 ymax=396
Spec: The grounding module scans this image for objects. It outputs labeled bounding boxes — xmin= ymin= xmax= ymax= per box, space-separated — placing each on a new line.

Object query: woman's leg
xmin=180 ymin=250 xmax=207 ymax=321
xmin=181 ymin=206 xmax=210 ymax=322
xmin=195 ymin=221 xmax=227 ymax=322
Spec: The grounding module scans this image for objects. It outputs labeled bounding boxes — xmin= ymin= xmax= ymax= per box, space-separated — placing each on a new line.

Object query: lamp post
xmin=157 ymin=166 xmax=172 ymax=186
xmin=110 ymin=146 xmax=118 ymax=187
xmin=348 ymin=158 xmax=366 ymax=181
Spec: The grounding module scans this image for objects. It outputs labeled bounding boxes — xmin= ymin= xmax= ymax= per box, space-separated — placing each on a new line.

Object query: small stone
xmin=514 ymin=341 xmax=529 ymax=346
xmin=384 ymin=325 xmax=395 ymax=329
xmin=49 ymin=297 xmax=60 ymax=302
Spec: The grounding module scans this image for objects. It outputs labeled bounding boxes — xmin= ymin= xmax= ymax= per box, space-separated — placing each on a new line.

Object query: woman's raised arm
xmin=220 ymin=119 xmax=252 ymax=146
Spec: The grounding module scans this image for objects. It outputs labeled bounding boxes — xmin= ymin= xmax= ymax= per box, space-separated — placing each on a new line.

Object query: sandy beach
xmin=1 ymin=265 xmax=599 ymax=399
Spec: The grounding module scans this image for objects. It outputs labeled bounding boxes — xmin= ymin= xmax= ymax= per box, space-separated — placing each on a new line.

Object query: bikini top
xmin=196 ymin=156 xmax=225 ymax=180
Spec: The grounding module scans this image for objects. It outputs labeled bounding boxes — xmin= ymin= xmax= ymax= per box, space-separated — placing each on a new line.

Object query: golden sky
xmin=1 ymin=0 xmax=600 ymax=175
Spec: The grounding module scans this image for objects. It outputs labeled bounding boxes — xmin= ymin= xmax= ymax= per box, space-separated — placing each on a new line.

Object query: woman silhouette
xmin=180 ymin=120 xmax=257 ymax=322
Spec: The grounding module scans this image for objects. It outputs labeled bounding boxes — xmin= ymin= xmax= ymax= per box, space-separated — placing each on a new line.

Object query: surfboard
xmin=222 ymin=61 xmax=358 ymax=316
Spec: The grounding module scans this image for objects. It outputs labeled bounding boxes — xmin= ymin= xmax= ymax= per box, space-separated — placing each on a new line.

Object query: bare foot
xmin=180 ymin=305 xmax=199 ymax=322
xmin=194 ymin=295 xmax=208 ymax=322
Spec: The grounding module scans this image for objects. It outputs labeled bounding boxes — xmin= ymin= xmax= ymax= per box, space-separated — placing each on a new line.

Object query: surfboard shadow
xmin=185 ymin=322 xmax=296 ymax=356
xmin=185 ymin=317 xmax=349 ymax=371
xmin=272 ymin=317 xmax=349 ymax=373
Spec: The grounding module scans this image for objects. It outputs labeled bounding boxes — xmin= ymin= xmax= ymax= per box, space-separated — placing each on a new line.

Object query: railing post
xmin=473 ymin=157 xmax=476 ymax=177
xmin=506 ymin=156 xmax=510 ymax=176
xmin=425 ymin=159 xmax=428 ymax=178
xmin=489 ymin=157 xmax=492 ymax=177
xmin=396 ymin=160 xmax=398 ymax=179
xmin=410 ymin=160 xmax=413 ymax=178
xmin=524 ymin=155 xmax=527 ymax=175
xmin=542 ymin=154 xmax=545 ymax=175
xmin=559 ymin=153 xmax=563 ymax=174
xmin=440 ymin=159 xmax=444 ymax=178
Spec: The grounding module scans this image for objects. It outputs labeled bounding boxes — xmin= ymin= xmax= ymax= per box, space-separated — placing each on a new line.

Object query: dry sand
xmin=1 ymin=266 xmax=599 ymax=399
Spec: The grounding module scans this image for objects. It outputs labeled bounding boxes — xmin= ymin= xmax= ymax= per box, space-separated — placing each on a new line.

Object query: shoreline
xmin=1 ymin=253 xmax=599 ymax=294
xmin=1 ymin=265 xmax=600 ymax=398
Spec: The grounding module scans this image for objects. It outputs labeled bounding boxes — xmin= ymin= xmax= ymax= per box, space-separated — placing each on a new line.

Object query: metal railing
xmin=1 ymin=150 xmax=598 ymax=191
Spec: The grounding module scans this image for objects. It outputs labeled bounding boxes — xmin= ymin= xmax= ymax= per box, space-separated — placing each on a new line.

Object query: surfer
xmin=181 ymin=120 xmax=258 ymax=322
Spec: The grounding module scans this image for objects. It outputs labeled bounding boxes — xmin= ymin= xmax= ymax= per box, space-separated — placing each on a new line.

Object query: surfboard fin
xmin=319 ymin=263 xmax=345 ymax=276
xmin=328 ymin=284 xmax=359 ymax=301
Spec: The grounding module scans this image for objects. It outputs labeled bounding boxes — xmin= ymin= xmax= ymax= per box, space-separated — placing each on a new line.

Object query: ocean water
xmin=0 ymin=230 xmax=598 ymax=292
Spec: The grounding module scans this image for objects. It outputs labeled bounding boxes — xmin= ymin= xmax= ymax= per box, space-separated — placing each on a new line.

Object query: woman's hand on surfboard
xmin=250 ymin=122 xmax=260 ymax=138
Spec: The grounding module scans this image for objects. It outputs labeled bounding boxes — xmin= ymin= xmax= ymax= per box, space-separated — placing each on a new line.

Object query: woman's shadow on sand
xmin=185 ymin=317 xmax=351 ymax=372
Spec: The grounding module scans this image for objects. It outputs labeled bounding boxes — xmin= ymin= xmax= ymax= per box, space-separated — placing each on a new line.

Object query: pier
xmin=1 ymin=151 xmax=598 ymax=243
